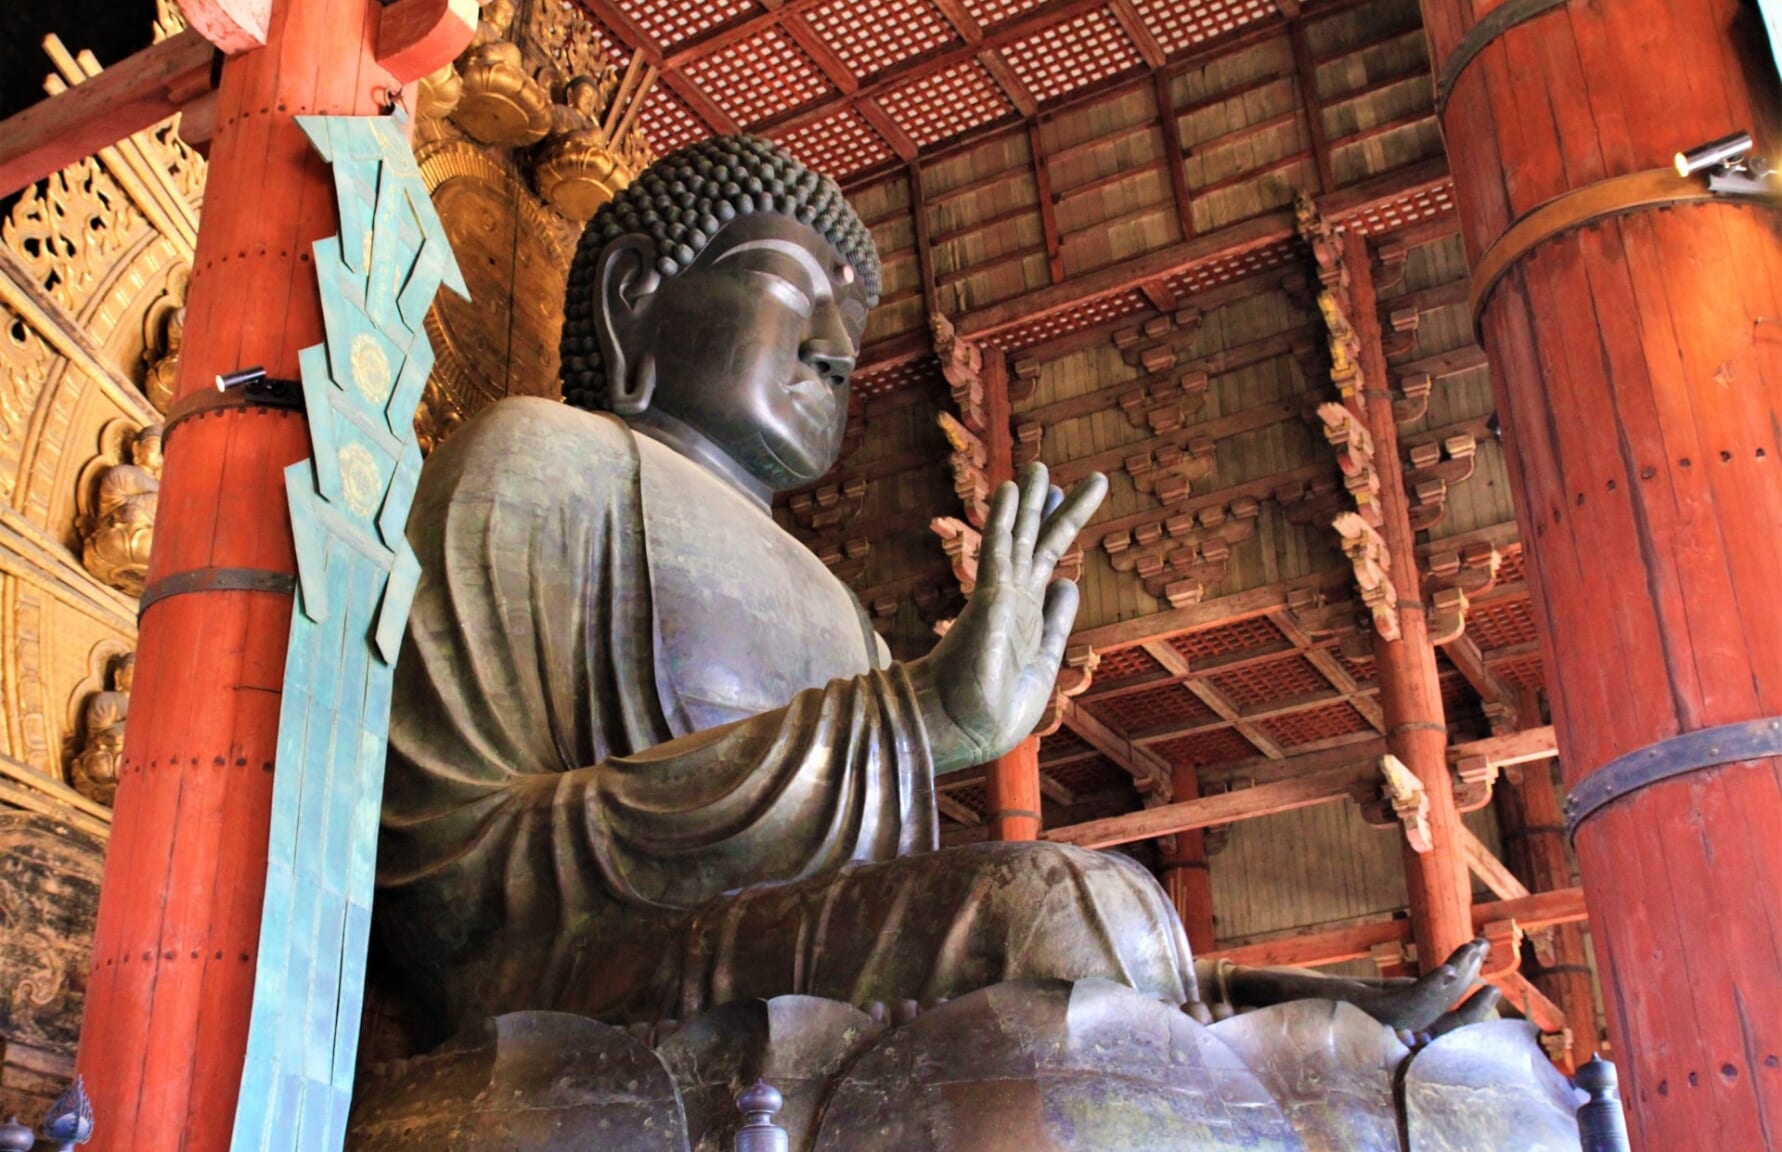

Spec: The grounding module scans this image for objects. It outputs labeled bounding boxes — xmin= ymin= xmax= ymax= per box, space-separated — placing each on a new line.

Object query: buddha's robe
xmin=377 ymin=398 xmax=1194 ymax=1039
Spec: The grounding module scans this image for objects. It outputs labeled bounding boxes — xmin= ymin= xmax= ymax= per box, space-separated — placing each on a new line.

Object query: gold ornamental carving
xmin=76 ymin=420 xmax=163 ymax=596
xmin=418 ymin=63 xmax=465 ymax=120
xmin=418 ymin=141 xmax=569 ymax=420
xmin=453 ymin=0 xmax=552 ymax=148
xmin=531 ymin=75 xmax=637 ymax=221
xmin=69 ymin=653 xmax=132 ymax=806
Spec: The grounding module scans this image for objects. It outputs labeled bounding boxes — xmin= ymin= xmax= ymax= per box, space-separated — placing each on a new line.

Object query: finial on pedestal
xmin=1574 ymin=1056 xmax=1630 ymax=1152
xmin=42 ymin=1075 xmax=94 ymax=1151
xmin=735 ymin=1079 xmax=788 ymax=1152
xmin=0 ymin=1116 xmax=35 ymax=1152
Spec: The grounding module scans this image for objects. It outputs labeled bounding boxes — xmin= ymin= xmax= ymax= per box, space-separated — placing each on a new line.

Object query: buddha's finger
xmin=977 ymin=478 xmax=1020 ymax=591
xmin=1009 ymin=461 xmax=1051 ymax=579
xmin=1035 ymin=577 xmax=1079 ymax=678
xmin=1031 ymin=472 xmax=1107 ymax=589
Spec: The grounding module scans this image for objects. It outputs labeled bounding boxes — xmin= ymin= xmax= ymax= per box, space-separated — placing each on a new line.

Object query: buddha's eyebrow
xmin=713 ymin=239 xmax=829 ymax=291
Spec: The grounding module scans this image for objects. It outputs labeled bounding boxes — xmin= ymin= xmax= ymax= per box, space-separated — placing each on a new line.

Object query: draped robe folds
xmin=377 ymin=398 xmax=1197 ymax=1038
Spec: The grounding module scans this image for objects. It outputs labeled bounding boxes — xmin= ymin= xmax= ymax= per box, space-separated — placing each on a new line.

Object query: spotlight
xmin=1674 ymin=131 xmax=1753 ymax=177
xmin=1673 ymin=130 xmax=1779 ymax=196
xmin=215 ymin=365 xmax=267 ymax=392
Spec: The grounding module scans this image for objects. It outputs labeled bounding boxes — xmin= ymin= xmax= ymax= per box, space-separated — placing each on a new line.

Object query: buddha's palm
xmin=911 ymin=463 xmax=1108 ymax=773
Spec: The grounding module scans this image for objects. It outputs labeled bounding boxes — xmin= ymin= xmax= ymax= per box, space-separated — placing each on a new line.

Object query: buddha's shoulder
xmin=424 ymin=398 xmax=638 ymax=491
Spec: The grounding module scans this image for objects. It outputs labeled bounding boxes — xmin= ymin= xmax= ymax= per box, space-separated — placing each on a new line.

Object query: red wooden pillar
xmin=1497 ymin=752 xmax=1600 ymax=1072
xmin=74 ymin=4 xmax=398 ymax=1150
xmin=1160 ymin=761 xmax=1217 ymax=953
xmin=985 ymin=736 xmax=1044 ymax=840
xmin=1347 ymin=231 xmax=1475 ymax=973
xmin=1418 ymin=0 xmax=1782 ymax=1142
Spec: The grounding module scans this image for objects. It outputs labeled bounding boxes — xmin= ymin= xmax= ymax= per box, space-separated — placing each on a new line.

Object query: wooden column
xmin=74 ymin=4 xmax=397 ymax=1151
xmin=1159 ymin=761 xmax=1216 ymax=952
xmin=1419 ymin=0 xmax=1782 ymax=1142
xmin=1346 ymin=230 xmax=1475 ymax=973
xmin=1497 ymin=751 xmax=1600 ymax=1073
xmin=985 ymin=736 xmax=1044 ymax=840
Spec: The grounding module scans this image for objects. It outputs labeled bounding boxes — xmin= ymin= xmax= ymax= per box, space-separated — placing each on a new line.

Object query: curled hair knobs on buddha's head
xmin=559 ymin=135 xmax=882 ymax=413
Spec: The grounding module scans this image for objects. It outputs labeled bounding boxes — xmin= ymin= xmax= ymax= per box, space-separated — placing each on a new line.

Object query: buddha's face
xmin=594 ymin=212 xmax=869 ymax=490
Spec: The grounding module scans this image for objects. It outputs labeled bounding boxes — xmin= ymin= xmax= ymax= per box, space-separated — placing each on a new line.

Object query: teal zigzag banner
xmin=230 ymin=110 xmax=467 ymax=1152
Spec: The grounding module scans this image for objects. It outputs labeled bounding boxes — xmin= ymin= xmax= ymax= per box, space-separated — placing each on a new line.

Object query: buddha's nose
xmin=800 ymin=338 xmax=856 ymax=388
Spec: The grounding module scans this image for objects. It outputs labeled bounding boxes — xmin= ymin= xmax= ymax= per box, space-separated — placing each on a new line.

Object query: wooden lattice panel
xmin=1152 ymin=727 xmax=1259 ymax=767
xmin=877 ymin=58 xmax=1016 ymax=147
xmin=1343 ymin=180 xmax=1457 ymax=237
xmin=805 ymin=0 xmax=960 ymax=78
xmin=1467 ymin=597 xmax=1539 ymax=653
xmin=1134 ymin=0 xmax=1275 ymax=53
xmin=683 ymin=27 xmax=836 ymax=125
xmin=1340 ymin=649 xmax=1377 ymax=685
xmin=853 ymin=356 xmax=938 ymax=398
xmin=962 ymin=0 xmax=1048 ymax=27
xmin=637 ymin=85 xmax=712 ymax=155
xmin=990 ymin=290 xmax=1149 ymax=351
xmin=1001 ymin=9 xmax=1143 ymax=103
xmin=945 ymin=780 xmax=988 ymax=818
xmin=1048 ymin=755 xmax=1138 ymax=796
xmin=582 ymin=10 xmax=636 ymax=68
xmin=1205 ymin=652 xmax=1330 ymax=709
xmin=1494 ymin=546 xmax=1527 ymax=585
xmin=1163 ymin=237 xmax=1299 ymax=297
xmin=1257 ymin=700 xmax=1373 ymax=749
xmin=1494 ymin=654 xmax=1546 ymax=694
xmin=775 ymin=107 xmax=896 ymax=182
xmin=1094 ymin=683 xmax=1219 ymax=733
xmin=1039 ymin=725 xmax=1092 ymax=761
xmin=1096 ymin=645 xmax=1163 ymax=684
xmin=612 ymin=0 xmax=761 ymax=49
xmin=1166 ymin=616 xmax=1283 ymax=664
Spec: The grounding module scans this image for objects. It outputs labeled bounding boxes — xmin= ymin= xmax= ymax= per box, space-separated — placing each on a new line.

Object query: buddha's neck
xmin=627 ymin=409 xmax=773 ymax=512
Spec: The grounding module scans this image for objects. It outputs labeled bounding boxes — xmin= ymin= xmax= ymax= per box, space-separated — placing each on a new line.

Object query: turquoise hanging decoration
xmin=229 ymin=109 xmax=467 ymax=1152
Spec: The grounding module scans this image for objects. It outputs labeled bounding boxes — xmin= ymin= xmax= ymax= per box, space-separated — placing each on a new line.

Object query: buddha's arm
xmin=557 ymin=661 xmax=937 ymax=909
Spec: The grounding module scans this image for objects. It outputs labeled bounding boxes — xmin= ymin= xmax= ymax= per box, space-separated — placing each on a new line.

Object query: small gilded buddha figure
xmin=377 ymin=137 xmax=1483 ymax=1051
xmin=81 ymin=423 xmax=163 ymax=596
xmin=71 ymin=653 xmax=132 ymax=806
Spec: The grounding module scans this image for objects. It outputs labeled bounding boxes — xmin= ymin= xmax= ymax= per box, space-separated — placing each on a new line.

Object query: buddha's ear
xmin=593 ymin=234 xmax=662 ymax=415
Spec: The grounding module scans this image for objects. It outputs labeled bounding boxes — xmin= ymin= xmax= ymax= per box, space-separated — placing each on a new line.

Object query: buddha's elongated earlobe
xmin=593 ymin=234 xmax=661 ymax=415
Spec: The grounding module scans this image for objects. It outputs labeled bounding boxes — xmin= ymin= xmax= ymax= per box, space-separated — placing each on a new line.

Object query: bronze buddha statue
xmin=356 ymin=138 xmax=1544 ymax=1151
xmin=377 ymin=136 xmax=1202 ymax=1043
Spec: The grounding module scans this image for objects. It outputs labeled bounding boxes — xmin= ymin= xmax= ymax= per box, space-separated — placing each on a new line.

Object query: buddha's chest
xmin=637 ymin=441 xmax=876 ymax=732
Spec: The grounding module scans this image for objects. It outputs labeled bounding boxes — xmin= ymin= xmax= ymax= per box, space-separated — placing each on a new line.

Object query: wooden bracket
xmin=1377 ymin=753 xmax=1432 ymax=852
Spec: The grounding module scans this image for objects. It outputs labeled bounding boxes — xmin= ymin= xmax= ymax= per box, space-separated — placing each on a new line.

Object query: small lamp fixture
xmin=1674 ymin=130 xmax=1778 ymax=195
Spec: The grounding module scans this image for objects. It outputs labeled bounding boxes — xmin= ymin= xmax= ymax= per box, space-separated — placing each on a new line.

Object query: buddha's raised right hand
xmin=908 ymin=462 xmax=1108 ymax=774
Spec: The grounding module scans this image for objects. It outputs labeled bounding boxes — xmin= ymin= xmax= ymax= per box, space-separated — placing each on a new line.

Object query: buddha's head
xmin=560 ymin=136 xmax=881 ymax=492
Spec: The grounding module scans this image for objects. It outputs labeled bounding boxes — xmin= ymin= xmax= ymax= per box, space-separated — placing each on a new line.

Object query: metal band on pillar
xmin=137 ymin=566 xmax=299 ymax=616
xmin=162 ymin=376 xmax=307 ymax=444
xmin=1564 ymin=717 xmax=1782 ymax=839
xmin=1469 ymin=170 xmax=1774 ymax=337
xmin=1433 ymin=0 xmax=1571 ymax=118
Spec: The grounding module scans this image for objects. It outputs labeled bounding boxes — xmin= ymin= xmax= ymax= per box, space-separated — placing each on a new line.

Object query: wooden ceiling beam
xmin=1443 ymin=632 xmax=1520 ymax=729
xmin=0 ymin=27 xmax=216 ymax=197
xmin=1073 ymin=564 xmax=1355 ymax=652
xmin=955 ymin=156 xmax=1451 ymax=342
xmin=1461 ymin=823 xmax=1531 ymax=901
xmin=980 ymin=50 xmax=1039 ymax=119
xmin=1057 ymin=697 xmax=1173 ymax=789
xmin=1110 ymin=0 xmax=1167 ymax=69
xmin=1203 ymin=886 xmax=1588 ymax=968
xmin=1046 ymin=762 xmax=1376 ymax=848
xmin=1140 ymin=640 xmax=1287 ymax=759
xmin=1287 ymin=19 xmax=1335 ymax=192
xmin=935 ymin=792 xmax=983 ymax=826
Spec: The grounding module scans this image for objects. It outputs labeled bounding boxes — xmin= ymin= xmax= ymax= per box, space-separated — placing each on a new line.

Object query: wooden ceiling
xmin=585 ymin=0 xmax=1313 ymax=183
